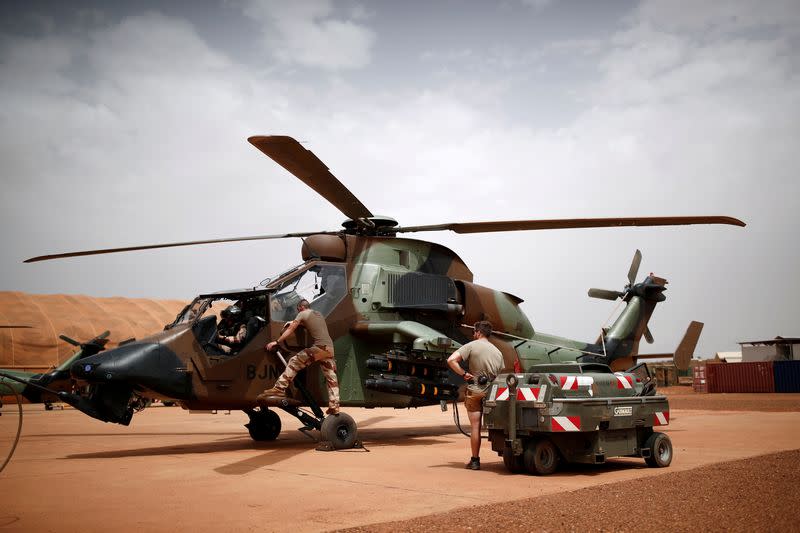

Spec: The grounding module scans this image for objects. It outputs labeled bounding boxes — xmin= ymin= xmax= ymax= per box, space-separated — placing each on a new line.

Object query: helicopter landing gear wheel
xmin=319 ymin=413 xmax=358 ymax=449
xmin=245 ymin=408 xmax=282 ymax=441
xmin=523 ymin=437 xmax=559 ymax=476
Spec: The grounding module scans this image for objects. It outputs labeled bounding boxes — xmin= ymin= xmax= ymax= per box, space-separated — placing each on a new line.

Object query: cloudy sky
xmin=1 ymin=0 xmax=798 ymax=357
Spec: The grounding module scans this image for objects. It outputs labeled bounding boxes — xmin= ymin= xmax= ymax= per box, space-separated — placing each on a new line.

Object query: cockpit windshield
xmin=172 ymin=298 xmax=214 ymax=327
xmin=167 ymin=291 xmax=268 ymax=329
xmin=269 ymin=263 xmax=347 ymax=321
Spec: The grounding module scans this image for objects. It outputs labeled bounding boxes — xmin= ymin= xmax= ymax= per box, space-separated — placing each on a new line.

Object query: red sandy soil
xmin=338 ymin=449 xmax=800 ymax=533
xmin=1 ymin=390 xmax=799 ymax=532
xmin=660 ymin=386 xmax=800 ymax=411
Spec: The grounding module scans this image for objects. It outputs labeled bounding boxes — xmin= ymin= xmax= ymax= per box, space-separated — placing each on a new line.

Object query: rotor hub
xmin=341 ymin=216 xmax=399 ymax=236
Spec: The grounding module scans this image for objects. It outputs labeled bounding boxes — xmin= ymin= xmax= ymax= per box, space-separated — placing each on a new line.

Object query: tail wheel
xmin=246 ymin=409 xmax=282 ymax=441
xmin=503 ymin=445 xmax=525 ymax=474
xmin=644 ymin=432 xmax=672 ymax=467
xmin=523 ymin=438 xmax=559 ymax=476
xmin=320 ymin=413 xmax=358 ymax=449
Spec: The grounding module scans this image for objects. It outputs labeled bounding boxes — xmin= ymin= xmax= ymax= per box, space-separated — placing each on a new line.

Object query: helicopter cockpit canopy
xmin=269 ymin=263 xmax=347 ymax=321
xmin=168 ymin=288 xmax=269 ymax=329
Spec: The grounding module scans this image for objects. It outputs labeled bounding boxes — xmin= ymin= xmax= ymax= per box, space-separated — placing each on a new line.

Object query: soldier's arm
xmin=447 ymin=351 xmax=472 ymax=381
xmin=233 ymin=324 xmax=248 ymax=345
xmin=266 ymin=320 xmax=300 ymax=350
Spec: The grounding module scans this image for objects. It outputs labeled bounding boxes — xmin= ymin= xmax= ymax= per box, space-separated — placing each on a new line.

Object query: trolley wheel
xmin=644 ymin=432 xmax=672 ymax=467
xmin=503 ymin=445 xmax=525 ymax=474
xmin=320 ymin=413 xmax=358 ymax=449
xmin=523 ymin=438 xmax=559 ymax=476
xmin=246 ymin=409 xmax=282 ymax=441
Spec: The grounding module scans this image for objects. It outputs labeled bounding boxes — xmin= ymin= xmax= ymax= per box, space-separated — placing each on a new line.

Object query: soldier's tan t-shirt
xmin=458 ymin=338 xmax=503 ymax=393
xmin=295 ymin=309 xmax=333 ymax=348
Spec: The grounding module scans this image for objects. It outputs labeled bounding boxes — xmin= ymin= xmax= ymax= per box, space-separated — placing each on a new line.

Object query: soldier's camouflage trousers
xmin=274 ymin=346 xmax=339 ymax=411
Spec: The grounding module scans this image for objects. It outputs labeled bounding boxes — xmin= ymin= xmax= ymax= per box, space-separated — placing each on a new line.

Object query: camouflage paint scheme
xmin=21 ymin=135 xmax=740 ymax=435
xmin=0 ymin=335 xmax=108 ymax=405
xmin=67 ymin=231 xmax=667 ymax=424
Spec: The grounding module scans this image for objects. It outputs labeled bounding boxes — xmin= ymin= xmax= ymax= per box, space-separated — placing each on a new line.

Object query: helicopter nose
xmin=71 ymin=342 xmax=151 ymax=382
xmin=70 ymin=341 xmax=191 ymax=398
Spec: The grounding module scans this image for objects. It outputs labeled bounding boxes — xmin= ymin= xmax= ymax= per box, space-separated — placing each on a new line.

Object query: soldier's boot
xmin=256 ymin=385 xmax=287 ymax=407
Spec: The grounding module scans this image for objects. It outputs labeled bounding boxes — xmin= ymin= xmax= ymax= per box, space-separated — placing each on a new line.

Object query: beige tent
xmin=0 ymin=291 xmax=187 ymax=371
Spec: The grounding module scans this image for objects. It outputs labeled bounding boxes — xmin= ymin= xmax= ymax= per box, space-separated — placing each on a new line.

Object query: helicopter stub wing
xmin=248 ymin=136 xmax=373 ymax=220
xmin=396 ymin=216 xmax=745 ymax=234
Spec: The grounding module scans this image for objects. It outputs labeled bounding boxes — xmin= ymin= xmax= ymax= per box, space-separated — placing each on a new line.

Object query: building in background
xmin=739 ymin=337 xmax=800 ymax=362
xmin=714 ymin=351 xmax=743 ymax=363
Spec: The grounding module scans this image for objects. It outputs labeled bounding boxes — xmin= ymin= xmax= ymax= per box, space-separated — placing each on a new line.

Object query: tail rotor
xmin=588 ymin=250 xmax=665 ymax=345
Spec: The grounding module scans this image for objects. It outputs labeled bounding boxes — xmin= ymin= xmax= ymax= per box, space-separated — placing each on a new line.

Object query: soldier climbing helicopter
xmin=15 ymin=135 xmax=744 ymax=448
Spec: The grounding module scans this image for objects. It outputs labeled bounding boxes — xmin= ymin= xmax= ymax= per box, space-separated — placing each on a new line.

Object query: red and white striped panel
xmin=492 ymin=386 xmax=547 ymax=402
xmin=614 ymin=373 xmax=634 ymax=389
xmin=516 ymin=385 xmax=547 ymax=402
xmin=551 ymin=416 xmax=581 ymax=432
xmin=559 ymin=375 xmax=594 ymax=390
xmin=494 ymin=387 xmax=509 ymax=401
xmin=654 ymin=411 xmax=670 ymax=426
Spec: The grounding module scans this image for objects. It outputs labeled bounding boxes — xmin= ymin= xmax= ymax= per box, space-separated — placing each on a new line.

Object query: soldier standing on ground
xmin=447 ymin=320 xmax=503 ymax=470
xmin=258 ymin=299 xmax=340 ymax=415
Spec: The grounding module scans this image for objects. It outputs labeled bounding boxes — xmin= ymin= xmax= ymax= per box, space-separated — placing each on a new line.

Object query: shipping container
xmin=773 ymin=360 xmax=800 ymax=393
xmin=692 ymin=364 xmax=707 ymax=393
xmin=706 ymin=361 xmax=774 ymax=393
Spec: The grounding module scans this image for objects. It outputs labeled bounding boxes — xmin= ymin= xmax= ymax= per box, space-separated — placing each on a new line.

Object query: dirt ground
xmin=659 ymin=386 xmax=800 ymax=411
xmin=339 ymin=449 xmax=800 ymax=533
xmin=1 ymin=388 xmax=799 ymax=532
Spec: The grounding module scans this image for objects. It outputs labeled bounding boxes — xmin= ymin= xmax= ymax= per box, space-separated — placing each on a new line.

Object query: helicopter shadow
xmin=25 ymin=431 xmax=245 ymax=438
xmin=214 ymin=446 xmax=314 ymax=475
xmin=59 ymin=418 xmax=463 ymax=476
xmin=353 ymin=423 xmax=460 ymax=447
xmin=63 ymin=435 xmax=313 ymax=461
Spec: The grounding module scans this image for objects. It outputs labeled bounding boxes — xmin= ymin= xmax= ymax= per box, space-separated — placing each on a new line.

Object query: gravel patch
xmin=337 ymin=449 xmax=800 ymax=533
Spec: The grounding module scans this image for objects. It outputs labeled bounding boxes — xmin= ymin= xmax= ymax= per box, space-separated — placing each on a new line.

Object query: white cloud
xmin=241 ymin=0 xmax=375 ymax=70
xmin=1 ymin=0 xmax=798 ymax=358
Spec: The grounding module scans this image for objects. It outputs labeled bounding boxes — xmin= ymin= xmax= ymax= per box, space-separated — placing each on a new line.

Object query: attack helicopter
xmin=0 ymin=331 xmax=110 ymax=410
xmin=21 ymin=136 xmax=745 ymax=448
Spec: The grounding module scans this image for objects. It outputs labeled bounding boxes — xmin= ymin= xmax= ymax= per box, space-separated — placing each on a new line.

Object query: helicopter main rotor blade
xmin=628 ymin=249 xmax=642 ymax=286
xmin=23 ymin=231 xmax=334 ymax=263
xmin=396 ymin=215 xmax=745 ymax=234
xmin=248 ymin=136 xmax=373 ymax=220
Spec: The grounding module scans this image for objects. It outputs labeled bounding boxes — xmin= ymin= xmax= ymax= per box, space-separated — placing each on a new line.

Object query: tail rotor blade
xmin=588 ymin=288 xmax=623 ymax=301
xmin=644 ymin=326 xmax=654 ymax=344
xmin=628 ymin=249 xmax=642 ymax=285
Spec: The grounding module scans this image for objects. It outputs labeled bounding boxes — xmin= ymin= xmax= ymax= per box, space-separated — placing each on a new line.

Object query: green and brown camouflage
xmin=19 ymin=135 xmax=743 ymax=443
xmin=57 ymin=232 xmax=671 ymax=422
xmin=0 ymin=331 xmax=109 ymax=404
